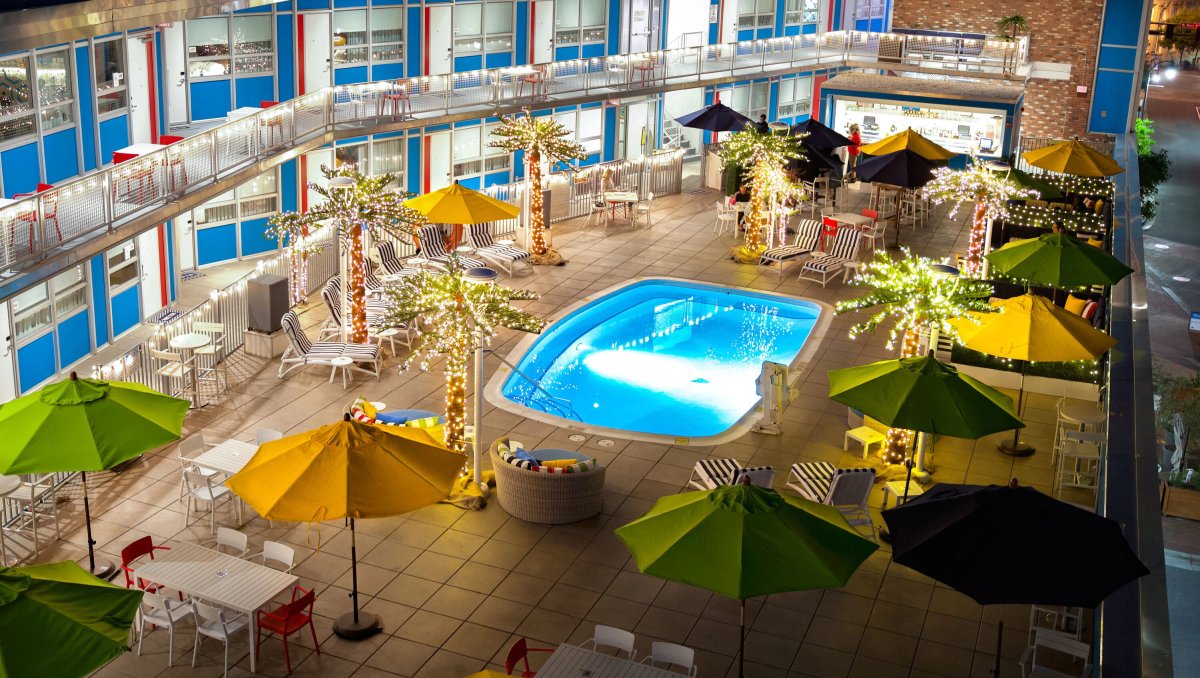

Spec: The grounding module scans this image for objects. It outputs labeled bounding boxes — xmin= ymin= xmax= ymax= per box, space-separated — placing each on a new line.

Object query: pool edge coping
xmin=483 ymin=276 xmax=835 ymax=448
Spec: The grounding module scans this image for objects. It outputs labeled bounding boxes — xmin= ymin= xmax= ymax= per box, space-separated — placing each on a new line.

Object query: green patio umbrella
xmin=984 ymin=161 xmax=1064 ymax=200
xmin=0 ymin=561 xmax=143 ymax=678
xmin=985 ymin=232 xmax=1134 ymax=289
xmin=615 ymin=484 xmax=878 ymax=678
xmin=0 ymin=373 xmax=189 ymax=578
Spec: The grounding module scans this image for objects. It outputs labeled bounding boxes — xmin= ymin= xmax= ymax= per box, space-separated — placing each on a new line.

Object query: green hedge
xmin=950 ymin=345 xmax=1101 ymax=384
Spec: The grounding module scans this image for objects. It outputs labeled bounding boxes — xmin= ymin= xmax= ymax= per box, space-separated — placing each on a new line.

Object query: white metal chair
xmin=205 ymin=526 xmax=249 ymax=557
xmin=786 ymin=462 xmax=878 ymax=540
xmin=256 ymin=429 xmax=284 ymax=445
xmin=137 ymin=592 xmax=194 ymax=667
xmin=3 ymin=474 xmax=60 ymax=555
xmin=191 ymin=599 xmax=249 ymax=678
xmin=178 ymin=433 xmax=219 ymax=501
xmin=633 ymin=192 xmax=654 ymax=227
xmin=182 ymin=470 xmax=242 ymax=534
xmin=191 ymin=321 xmax=228 ymax=393
xmin=640 ymin=642 xmax=697 ymax=677
xmin=1019 ymin=629 xmax=1091 ymax=678
xmin=797 ymin=225 xmax=862 ymax=287
xmin=151 ymin=348 xmax=194 ymax=400
xmin=467 ymin=222 xmax=532 ymax=275
xmin=713 ymin=201 xmax=736 ymax=236
xmin=254 ymin=540 xmax=296 ymax=573
xmin=759 ymin=218 xmax=822 ymax=279
xmin=581 ymin=624 xmax=636 ymax=660
xmin=1055 ymin=430 xmax=1104 ymax=499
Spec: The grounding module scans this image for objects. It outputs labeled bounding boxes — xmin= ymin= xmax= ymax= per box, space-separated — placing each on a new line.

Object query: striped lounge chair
xmin=320 ymin=279 xmax=389 ymax=340
xmin=278 ymin=311 xmax=381 ymax=380
xmin=418 ymin=225 xmax=486 ymax=271
xmin=688 ymin=458 xmax=775 ymax=490
xmin=759 ymin=218 xmax=823 ymax=279
xmin=797 ymin=225 xmax=862 ymax=288
xmin=374 ymin=241 xmax=422 ymax=278
xmin=786 ymin=462 xmax=878 ymax=540
xmin=467 ymin=223 xmax=532 ymax=275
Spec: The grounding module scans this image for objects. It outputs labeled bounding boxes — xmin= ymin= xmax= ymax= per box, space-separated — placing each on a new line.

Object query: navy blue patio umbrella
xmin=790 ymin=118 xmax=852 ymax=150
xmin=855 ymin=149 xmax=941 ymax=248
xmin=674 ymin=102 xmax=753 ymax=132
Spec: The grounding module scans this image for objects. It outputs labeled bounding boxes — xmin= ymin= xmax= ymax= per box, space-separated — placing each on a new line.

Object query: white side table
xmin=329 ymin=356 xmax=354 ymax=389
xmin=844 ymin=426 xmax=886 ymax=459
xmin=881 ymin=480 xmax=924 ymax=508
xmin=376 ymin=328 xmax=402 ymax=356
xmin=842 ymin=260 xmax=861 ymax=283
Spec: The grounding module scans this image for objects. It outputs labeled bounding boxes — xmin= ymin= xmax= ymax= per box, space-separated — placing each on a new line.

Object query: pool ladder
xmin=485 ymin=349 xmax=584 ymax=422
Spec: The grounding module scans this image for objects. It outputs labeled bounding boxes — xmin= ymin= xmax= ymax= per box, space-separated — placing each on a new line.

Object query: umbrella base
xmin=334 ymin=612 xmax=381 ymax=640
xmin=89 ymin=558 xmax=119 ymax=581
xmin=997 ymin=440 xmax=1036 ymax=457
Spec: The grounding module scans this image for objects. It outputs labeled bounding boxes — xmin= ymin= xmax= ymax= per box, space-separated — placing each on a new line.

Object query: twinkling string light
xmin=837 ymin=250 xmax=995 ymax=464
xmin=489 ymin=110 xmax=587 ymax=261
xmin=716 ymin=128 xmax=805 ymax=258
xmin=265 ymin=211 xmax=326 ymax=304
xmin=923 ymin=157 xmax=1038 ymax=278
xmin=381 ymin=267 xmax=544 ymax=452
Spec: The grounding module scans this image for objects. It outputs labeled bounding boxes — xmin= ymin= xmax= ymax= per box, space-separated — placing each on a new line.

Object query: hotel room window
xmin=555 ymin=0 xmax=606 ymax=47
xmin=94 ymin=38 xmax=127 ymax=117
xmin=35 ymin=49 xmax=73 ymax=133
xmin=0 ymin=55 xmax=35 ymax=143
xmin=738 ymin=0 xmax=775 ymax=30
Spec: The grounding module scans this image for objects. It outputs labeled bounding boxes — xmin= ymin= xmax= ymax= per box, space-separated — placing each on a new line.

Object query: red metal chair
xmin=820 ymin=216 xmax=840 ymax=252
xmin=258 ymin=101 xmax=285 ymax=146
xmin=10 ymin=183 xmax=61 ymax=253
xmin=380 ymin=80 xmax=412 ymax=119
xmin=256 ymin=586 xmax=319 ymax=675
xmin=505 ymin=637 xmax=553 ymax=677
xmin=120 ymin=536 xmax=171 ymax=593
xmin=159 ymin=135 xmax=188 ymax=191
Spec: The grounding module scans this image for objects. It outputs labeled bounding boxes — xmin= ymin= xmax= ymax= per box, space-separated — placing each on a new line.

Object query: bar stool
xmin=1052 ymin=399 xmax=1105 ymax=467
xmin=1055 ymin=430 xmax=1105 ymax=499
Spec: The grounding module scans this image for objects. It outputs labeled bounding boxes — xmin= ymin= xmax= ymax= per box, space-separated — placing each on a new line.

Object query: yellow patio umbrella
xmin=404 ymin=180 xmax=520 ymax=224
xmin=463 ymin=671 xmax=510 ymax=678
xmin=952 ymin=293 xmax=1116 ymax=456
xmin=1021 ymin=139 xmax=1124 ymax=177
xmin=226 ymin=415 xmax=463 ymax=640
xmin=859 ymin=128 xmax=957 ymax=161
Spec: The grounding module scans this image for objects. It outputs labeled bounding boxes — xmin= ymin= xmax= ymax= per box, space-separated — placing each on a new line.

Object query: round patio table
xmin=169 ymin=332 xmax=211 ymax=407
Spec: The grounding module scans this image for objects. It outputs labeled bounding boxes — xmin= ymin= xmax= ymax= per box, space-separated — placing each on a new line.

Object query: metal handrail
xmin=0 ymin=29 xmax=1029 ymax=297
xmin=485 ymin=348 xmax=583 ymax=422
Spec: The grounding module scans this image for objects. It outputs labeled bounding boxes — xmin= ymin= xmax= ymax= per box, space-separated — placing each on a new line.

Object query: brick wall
xmin=891 ymin=1 xmax=1104 ymax=139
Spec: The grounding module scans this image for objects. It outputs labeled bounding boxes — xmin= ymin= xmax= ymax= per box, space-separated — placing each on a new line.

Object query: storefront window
xmin=334 ymin=10 xmax=368 ymax=66
xmin=188 ymin=16 xmax=273 ymax=78
xmin=834 ymin=98 xmax=1005 ymax=157
xmin=556 ymin=0 xmax=606 ymax=45
xmin=52 ymin=266 xmax=86 ymax=319
xmin=11 ymin=282 xmax=51 ymax=342
xmin=0 ymin=55 xmax=35 ymax=143
xmin=195 ymin=189 xmax=237 ymax=226
xmin=94 ymin=39 xmax=128 ymax=116
xmin=335 ymin=142 xmax=368 ymax=170
xmin=233 ymin=16 xmax=274 ymax=75
xmin=36 ymin=49 xmax=73 ymax=132
xmin=107 ymin=241 xmax=139 ymax=289
xmin=237 ymin=170 xmax=277 ymax=217
xmin=738 ymin=0 xmax=775 ymax=30
xmin=555 ymin=108 xmax=603 ymax=156
xmin=454 ymin=124 xmax=509 ymax=179
xmin=725 ymin=82 xmax=769 ymax=121
xmin=855 ymin=0 xmax=886 ymax=19
xmin=784 ymin=0 xmax=820 ymax=29
xmin=371 ymin=137 xmax=405 ymax=187
xmin=371 ymin=8 xmax=405 ymax=63
xmin=777 ymin=76 xmax=812 ymax=118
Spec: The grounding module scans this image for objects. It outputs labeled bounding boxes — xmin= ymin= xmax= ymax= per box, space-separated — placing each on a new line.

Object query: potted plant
xmin=995 ymin=15 xmax=1030 ymax=41
xmin=1154 ymin=370 xmax=1200 ymax=519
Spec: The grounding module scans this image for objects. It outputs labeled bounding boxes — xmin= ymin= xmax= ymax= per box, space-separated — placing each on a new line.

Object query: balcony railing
xmin=0 ymin=30 xmax=1028 ymax=292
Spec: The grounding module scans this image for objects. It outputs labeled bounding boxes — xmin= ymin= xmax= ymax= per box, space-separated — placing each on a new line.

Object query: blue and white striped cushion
xmin=281 ymin=311 xmax=312 ymax=354
xmin=340 ymin=343 xmax=380 ymax=361
xmin=802 ymin=255 xmax=848 ymax=274
xmin=790 ymin=461 xmax=837 ymax=500
xmin=479 ymin=244 xmax=531 ymax=262
xmin=827 ymin=227 xmax=860 ymax=260
xmin=429 ymin=254 xmax=487 ymax=270
xmin=419 ymin=225 xmax=450 ymax=258
xmin=761 ymin=244 xmax=813 ymax=264
xmin=695 ymin=458 xmax=742 ymax=487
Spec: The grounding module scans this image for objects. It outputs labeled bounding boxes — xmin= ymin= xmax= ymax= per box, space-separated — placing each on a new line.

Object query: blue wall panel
xmin=277 ymin=15 xmax=295 ymax=101
xmin=483 ymin=171 xmax=510 ymax=187
xmin=515 ymin=2 xmax=529 ymax=66
xmin=371 ymin=63 xmax=406 ymax=81
xmin=1098 ymin=47 xmax=1137 ymax=72
xmin=334 ymin=0 xmax=367 ymax=6
xmin=455 ymin=56 xmax=484 ymax=72
xmin=407 ymin=8 xmax=422 ymax=77
xmin=556 ymin=46 xmax=580 ymax=61
xmin=485 ymin=52 xmax=513 ymax=69
xmin=297 ymin=0 xmax=331 ymax=8
xmin=99 ymin=117 xmax=130 ymax=164
xmin=280 ymin=159 xmax=298 ymax=212
xmin=43 ymin=129 xmax=79 ymax=185
xmin=197 ymin=225 xmax=238 ymax=266
xmin=57 ymin=311 xmax=91 ymax=369
xmin=1090 ymin=70 xmax=1136 ymax=135
xmin=90 ymin=256 xmax=108 ymax=347
xmin=75 ymin=45 xmax=97 ymax=172
xmin=581 ymin=43 xmax=605 ymax=59
xmin=407 ymin=135 xmax=422 ymax=193
xmin=607 ymin=0 xmax=620 ymax=55
xmin=111 ymin=286 xmax=140 ymax=337
xmin=190 ymin=80 xmax=233 ymax=121
xmin=235 ymin=76 xmax=275 ymax=109
xmin=1 ymin=143 xmax=39 ymax=197
xmin=459 ymin=176 xmax=482 ymax=190
xmin=334 ymin=67 xmax=369 ymax=85
xmin=240 ymin=217 xmax=277 ymax=256
xmin=1100 ymin=0 xmax=1144 ymax=46
xmin=17 ymin=334 xmax=56 ymax=393
xmin=166 ymin=219 xmax=176 ymax=302
xmin=603 ymin=107 xmax=617 ymax=162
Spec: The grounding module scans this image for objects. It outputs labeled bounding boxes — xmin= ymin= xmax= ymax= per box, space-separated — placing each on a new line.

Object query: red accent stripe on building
xmin=812 ymin=74 xmax=827 ymax=122
xmin=146 ymin=39 xmax=159 ymax=142
xmin=297 ymin=16 xmax=306 ymax=94
xmin=424 ymin=8 xmax=431 ymax=75
xmin=300 ymin=154 xmax=308 ymax=212
xmin=423 ymin=135 xmax=432 ymax=193
xmin=529 ymin=3 xmax=536 ymax=63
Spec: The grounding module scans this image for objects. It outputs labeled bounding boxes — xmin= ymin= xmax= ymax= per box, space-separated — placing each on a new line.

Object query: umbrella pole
xmin=333 ymin=517 xmax=382 ymax=640
xmin=993 ymin=620 xmax=1004 ymax=676
xmin=998 ymin=360 xmax=1035 ymax=457
xmin=889 ymin=187 xmax=903 ymax=250
xmin=80 ymin=471 xmax=117 ymax=580
xmin=473 ymin=337 xmax=488 ymax=496
xmin=739 ymin=598 xmax=746 ymax=678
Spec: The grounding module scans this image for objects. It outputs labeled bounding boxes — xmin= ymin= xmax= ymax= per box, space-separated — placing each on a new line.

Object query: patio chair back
xmin=731 ymin=466 xmax=775 ymax=488
xmin=827 ymin=223 xmax=861 ymax=261
xmin=826 ymin=468 xmax=876 ymax=510
xmin=262 ymin=540 xmax=296 ymax=572
xmin=646 ymin=642 xmax=697 ymax=676
xmin=467 ymin=222 xmax=497 ymax=249
xmin=320 ymin=283 xmax=342 ymax=325
xmin=588 ymin=624 xmax=636 ymax=659
xmin=418 ymin=225 xmax=450 ymax=258
xmin=505 ymin=637 xmax=553 ymax=676
xmin=795 ymin=219 xmax=823 ymax=249
xmin=193 ymin=600 xmax=240 ymax=636
xmin=280 ymin=311 xmax=313 ymax=355
xmin=121 ymin=536 xmax=163 ymax=589
xmin=375 ymin=241 xmax=407 ymax=273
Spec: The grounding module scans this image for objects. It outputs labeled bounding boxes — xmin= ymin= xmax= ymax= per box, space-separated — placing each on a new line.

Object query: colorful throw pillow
xmin=361 ymin=399 xmax=378 ymax=420
xmin=1064 ymin=294 xmax=1088 ymax=315
xmin=405 ymin=416 xmax=440 ymax=428
xmin=350 ymin=398 xmax=375 ymax=423
xmin=1082 ymin=301 xmax=1099 ymax=321
xmin=1086 ymin=237 xmax=1103 ymax=248
xmin=541 ymin=458 xmax=581 ymax=469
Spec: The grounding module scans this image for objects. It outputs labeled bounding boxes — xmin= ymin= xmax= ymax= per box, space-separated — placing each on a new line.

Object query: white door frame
xmin=126 ymin=34 xmax=154 ymax=143
xmin=427 ymin=5 xmax=454 ymax=75
xmin=531 ymin=0 xmax=555 ymax=64
xmin=161 ymin=24 xmax=188 ymax=129
xmin=300 ymin=12 xmax=333 ymax=93
xmin=138 ymin=228 xmax=165 ymax=318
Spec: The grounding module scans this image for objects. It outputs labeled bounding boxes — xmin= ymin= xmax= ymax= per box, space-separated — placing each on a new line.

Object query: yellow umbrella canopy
xmin=463 ymin=671 xmax=511 ymax=678
xmin=226 ymin=415 xmax=464 ymax=522
xmin=859 ymin=128 xmax=957 ymax=161
xmin=1020 ymin=139 xmax=1124 ymax=177
xmin=404 ymin=181 xmax=521 ymax=225
xmin=953 ymin=293 xmax=1117 ymax=363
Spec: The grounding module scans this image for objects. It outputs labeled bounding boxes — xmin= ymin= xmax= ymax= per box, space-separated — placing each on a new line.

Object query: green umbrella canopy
xmin=615 ymin=484 xmax=878 ymax=600
xmin=0 ymin=375 xmax=189 ymax=474
xmin=0 ymin=561 xmax=143 ymax=678
xmin=828 ymin=354 xmax=1024 ymax=439
xmin=985 ymin=232 xmax=1134 ymax=289
xmin=984 ymin=164 xmax=1063 ymax=200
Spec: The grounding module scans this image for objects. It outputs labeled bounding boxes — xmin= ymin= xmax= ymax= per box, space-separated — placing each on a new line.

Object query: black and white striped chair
xmin=759 ymin=218 xmax=822 ymax=279
xmin=688 ymin=458 xmax=775 ymax=490
xmin=786 ymin=462 xmax=877 ymax=540
xmin=467 ymin=223 xmax=532 ymax=275
xmin=374 ymin=241 xmax=422 ymax=278
xmin=418 ymin=225 xmax=486 ymax=271
xmin=797 ymin=225 xmax=862 ymax=288
xmin=278 ymin=311 xmax=381 ymax=380
xmin=320 ymin=280 xmax=388 ymax=340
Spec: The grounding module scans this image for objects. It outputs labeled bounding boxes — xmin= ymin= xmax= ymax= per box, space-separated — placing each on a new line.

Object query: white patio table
xmin=536 ymin=644 xmax=681 ymax=678
xmin=132 ymin=541 xmax=297 ymax=673
xmin=187 ymin=438 xmax=258 ymax=476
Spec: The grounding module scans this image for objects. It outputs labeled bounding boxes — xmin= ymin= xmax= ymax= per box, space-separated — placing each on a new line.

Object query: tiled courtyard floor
xmin=10 ymin=179 xmax=1099 ymax=677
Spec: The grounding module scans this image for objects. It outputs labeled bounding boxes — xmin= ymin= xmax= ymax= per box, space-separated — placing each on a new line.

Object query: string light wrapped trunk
xmin=716 ymin=129 xmax=806 ymax=262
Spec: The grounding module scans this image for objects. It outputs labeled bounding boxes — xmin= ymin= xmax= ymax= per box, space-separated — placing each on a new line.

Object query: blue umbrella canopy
xmin=674 ymin=102 xmax=753 ymax=132
xmin=855 ymin=149 xmax=940 ymax=189
xmin=790 ymin=118 xmax=852 ymax=150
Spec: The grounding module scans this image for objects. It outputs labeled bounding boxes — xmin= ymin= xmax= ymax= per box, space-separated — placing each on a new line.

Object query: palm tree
xmin=716 ymin=129 xmax=805 ymax=257
xmin=837 ymin=250 xmax=994 ymax=464
xmin=923 ymin=159 xmax=1037 ymax=278
xmin=489 ymin=111 xmax=587 ymax=261
xmin=301 ymin=165 xmax=427 ymax=343
xmin=265 ymin=211 xmax=326 ymax=305
xmin=382 ymin=269 xmax=544 ymax=452
xmin=995 ymin=15 xmax=1029 ymax=39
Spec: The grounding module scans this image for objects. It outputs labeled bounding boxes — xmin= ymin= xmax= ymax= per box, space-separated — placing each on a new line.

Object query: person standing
xmin=846 ymin=123 xmax=862 ymax=181
xmin=755 ymin=114 xmax=770 ymax=134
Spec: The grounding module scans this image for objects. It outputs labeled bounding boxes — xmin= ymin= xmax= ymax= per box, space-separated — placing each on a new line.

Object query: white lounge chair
xmin=759 ymin=218 xmax=823 ymax=279
xmin=467 ymin=222 xmax=532 ymax=275
xmin=278 ymin=311 xmax=381 ymax=379
xmin=797 ymin=224 xmax=862 ymax=287
xmin=374 ymin=241 xmax=422 ymax=277
xmin=418 ymin=224 xmax=487 ymax=270
xmin=688 ymin=458 xmax=775 ymax=490
xmin=786 ymin=462 xmax=877 ymax=540
xmin=320 ymin=279 xmax=389 ymax=340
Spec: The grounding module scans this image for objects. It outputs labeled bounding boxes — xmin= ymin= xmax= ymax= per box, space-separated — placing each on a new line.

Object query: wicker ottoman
xmin=490 ymin=450 xmax=606 ymax=524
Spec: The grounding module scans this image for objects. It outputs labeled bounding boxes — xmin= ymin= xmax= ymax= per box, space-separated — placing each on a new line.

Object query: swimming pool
xmin=487 ymin=278 xmax=829 ymax=444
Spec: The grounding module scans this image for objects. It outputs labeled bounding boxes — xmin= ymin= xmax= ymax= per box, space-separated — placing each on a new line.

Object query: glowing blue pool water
xmin=499 ymin=280 xmax=823 ymax=438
